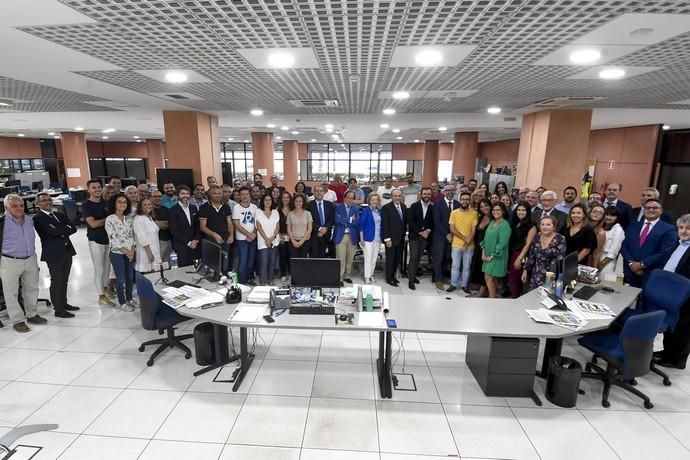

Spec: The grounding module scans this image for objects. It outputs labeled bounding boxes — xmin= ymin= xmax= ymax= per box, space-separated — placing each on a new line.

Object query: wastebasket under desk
xmin=465 ymin=335 xmax=539 ymax=397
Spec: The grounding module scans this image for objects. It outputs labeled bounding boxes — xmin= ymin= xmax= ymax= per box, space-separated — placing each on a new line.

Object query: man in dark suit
xmin=654 ymin=214 xmax=690 ymax=369
xmin=531 ymin=190 xmax=567 ymax=232
xmin=603 ymin=182 xmax=632 ymax=230
xmin=33 ymin=193 xmax=79 ymax=318
xmin=629 ymin=187 xmax=674 ymax=225
xmin=407 ymin=187 xmax=433 ymax=290
xmin=168 ymin=185 xmax=200 ymax=267
xmin=382 ymin=189 xmax=408 ymax=286
xmin=333 ymin=190 xmax=360 ymax=285
xmin=431 ymin=185 xmax=459 ymax=289
xmin=621 ymin=198 xmax=677 ymax=288
xmin=307 ymin=185 xmax=335 ymax=258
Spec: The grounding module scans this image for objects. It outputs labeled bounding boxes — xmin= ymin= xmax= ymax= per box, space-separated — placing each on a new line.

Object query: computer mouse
xmin=339 ymin=314 xmax=348 ymax=321
xmin=600 ymin=286 xmax=615 ymax=293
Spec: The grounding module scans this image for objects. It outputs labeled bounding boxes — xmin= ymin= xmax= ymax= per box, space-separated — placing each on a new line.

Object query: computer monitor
xmin=290 ymin=258 xmax=341 ymax=289
xmin=31 ymin=181 xmax=44 ymax=192
xmin=121 ymin=178 xmax=137 ymax=188
xmin=201 ymin=239 xmax=225 ymax=280
xmin=5 ymin=180 xmax=21 ymax=188
xmin=0 ymin=186 xmax=19 ymax=198
xmin=563 ymin=251 xmax=579 ymax=286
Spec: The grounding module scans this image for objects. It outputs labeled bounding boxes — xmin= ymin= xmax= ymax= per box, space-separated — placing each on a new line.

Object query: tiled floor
xmin=1 ymin=229 xmax=690 ymax=459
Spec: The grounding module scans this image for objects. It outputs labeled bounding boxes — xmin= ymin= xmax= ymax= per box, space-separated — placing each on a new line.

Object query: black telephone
xmin=546 ymin=293 xmax=568 ymax=311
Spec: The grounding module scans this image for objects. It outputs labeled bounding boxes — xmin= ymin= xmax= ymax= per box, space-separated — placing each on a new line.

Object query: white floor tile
xmin=0 ymin=381 xmax=63 ymax=426
xmin=84 ymin=389 xmax=182 ymax=438
xmin=228 ymin=394 xmax=309 ymax=447
xmin=249 ymin=359 xmax=316 ymax=397
xmin=128 ymin=355 xmax=198 ymax=391
xmin=6 ymin=430 xmax=77 ymax=460
xmin=444 ymin=404 xmax=539 ymax=459
xmin=583 ymin=409 xmax=690 ymax=460
xmin=62 ymin=327 xmax=134 ymax=353
xmin=187 ymin=359 xmax=261 ymax=394
xmin=382 ymin=334 xmax=428 ymax=367
xmin=56 ymin=307 xmax=116 ymax=328
xmin=0 ymin=348 xmax=54 ymax=380
xmin=97 ymin=311 xmax=143 ymax=329
xmin=155 ymin=391 xmax=245 ymax=443
xmin=376 ymin=400 xmax=457 ymax=456
xmin=58 ymin=434 xmax=148 ymax=460
xmin=108 ymin=328 xmax=168 ymax=355
xmin=628 ymin=375 xmax=690 ymax=411
xmin=265 ymin=333 xmax=322 ymax=361
xmin=220 ymin=444 xmax=300 ymax=460
xmin=513 ymin=407 xmax=618 ymax=460
xmin=420 ymin=338 xmax=467 ymax=368
xmin=301 ymin=449 xmax=379 ymax=460
xmin=378 ymin=364 xmax=440 ymax=403
xmin=23 ymin=386 xmax=121 ymax=433
xmin=312 ymin=361 xmax=375 ymax=400
xmin=0 ymin=325 xmax=44 ymax=348
xmin=139 ymin=440 xmax=224 ymax=460
xmin=15 ymin=325 xmax=91 ymax=351
xmin=650 ymin=412 xmax=690 ymax=450
xmin=430 ymin=366 xmax=507 ymax=406
xmin=380 ymin=455 xmax=473 ymax=460
xmin=574 ymin=375 xmax=641 ymax=410
xmin=17 ymin=351 xmax=103 ymax=385
xmin=303 ymin=397 xmax=378 ymax=452
xmin=71 ymin=353 xmax=148 ymax=388
xmin=318 ymin=335 xmax=372 ymax=363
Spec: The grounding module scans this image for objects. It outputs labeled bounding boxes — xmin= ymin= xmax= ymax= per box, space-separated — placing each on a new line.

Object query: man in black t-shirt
xmin=82 ymin=179 xmax=115 ymax=306
xmin=198 ymin=185 xmax=234 ymax=272
xmin=151 ymin=190 xmax=172 ymax=263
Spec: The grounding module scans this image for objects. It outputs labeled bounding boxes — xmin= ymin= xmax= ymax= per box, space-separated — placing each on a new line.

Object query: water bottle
xmin=555 ymin=273 xmax=564 ymax=299
xmin=170 ymin=251 xmax=178 ymax=269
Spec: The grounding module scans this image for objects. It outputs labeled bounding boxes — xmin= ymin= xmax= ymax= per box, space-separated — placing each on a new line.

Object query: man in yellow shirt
xmin=447 ymin=192 xmax=478 ymax=294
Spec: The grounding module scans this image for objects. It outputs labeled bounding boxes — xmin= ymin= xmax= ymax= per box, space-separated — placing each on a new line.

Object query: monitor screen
xmin=201 ymin=239 xmax=224 ymax=280
xmin=5 ymin=180 xmax=21 ymax=188
xmin=563 ymin=251 xmax=579 ymax=286
xmin=31 ymin=181 xmax=44 ymax=191
xmin=290 ymin=258 xmax=341 ymax=288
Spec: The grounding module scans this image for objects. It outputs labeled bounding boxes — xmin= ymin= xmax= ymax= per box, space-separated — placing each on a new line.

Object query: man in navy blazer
xmin=603 ymin=182 xmax=632 ymax=230
xmin=308 ymin=185 xmax=335 ymax=258
xmin=168 ymin=185 xmax=200 ymax=267
xmin=407 ymin=187 xmax=434 ymax=290
xmin=431 ymin=185 xmax=459 ymax=289
xmin=629 ymin=187 xmax=674 ymax=226
xmin=621 ymin=199 xmax=677 ymax=288
xmin=333 ymin=190 xmax=360 ymax=285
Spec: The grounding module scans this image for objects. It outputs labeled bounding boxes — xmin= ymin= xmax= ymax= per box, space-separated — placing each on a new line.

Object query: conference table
xmin=146 ymin=269 xmax=640 ymax=404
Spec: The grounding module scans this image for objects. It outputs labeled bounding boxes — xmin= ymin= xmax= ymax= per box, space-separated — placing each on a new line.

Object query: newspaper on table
xmin=564 ymin=299 xmax=616 ymax=320
xmin=525 ymin=308 xmax=587 ymax=332
xmin=161 ymin=285 xmax=224 ymax=309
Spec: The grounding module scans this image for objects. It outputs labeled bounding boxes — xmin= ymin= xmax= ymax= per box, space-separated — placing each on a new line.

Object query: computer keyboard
xmin=289 ymin=305 xmax=335 ymax=315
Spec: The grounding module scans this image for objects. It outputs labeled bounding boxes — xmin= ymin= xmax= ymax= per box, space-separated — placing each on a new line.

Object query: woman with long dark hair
xmin=469 ymin=198 xmax=492 ymax=297
xmin=255 ymin=194 xmax=280 ymax=285
xmin=105 ymin=194 xmax=136 ymax=311
xmin=508 ymin=201 xmax=537 ymax=298
xmin=482 ymin=203 xmax=512 ymax=298
xmin=277 ymin=190 xmax=292 ymax=281
xmin=564 ymin=203 xmax=597 ymax=265
xmin=495 ymin=181 xmax=508 ymax=197
xmin=598 ymin=206 xmax=625 ymax=274
xmin=287 ymin=193 xmax=312 ymax=258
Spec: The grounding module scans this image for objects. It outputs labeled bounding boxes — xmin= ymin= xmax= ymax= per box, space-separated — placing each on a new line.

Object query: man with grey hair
xmin=308 ymin=184 xmax=335 ymax=257
xmin=0 ymin=194 xmax=46 ymax=332
xmin=525 ymin=191 xmax=541 ymax=214
xmin=630 ymin=187 xmax=674 ymax=225
xmin=531 ymin=190 xmax=567 ymax=232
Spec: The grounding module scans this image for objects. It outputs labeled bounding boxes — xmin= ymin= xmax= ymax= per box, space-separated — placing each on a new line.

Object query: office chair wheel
xmin=601 ymin=400 xmax=611 ymax=408
xmin=185 ymin=352 xmax=191 ymax=359
xmin=663 ymin=378 xmax=672 ymax=386
xmin=585 ymin=363 xmax=592 ymax=372
xmin=644 ymin=401 xmax=654 ymax=409
xmin=591 ymin=356 xmax=598 ymax=364
xmin=629 ymin=378 xmax=637 ymax=386
xmin=146 ymin=359 xmax=154 ymax=367
xmin=138 ymin=345 xmax=145 ymax=352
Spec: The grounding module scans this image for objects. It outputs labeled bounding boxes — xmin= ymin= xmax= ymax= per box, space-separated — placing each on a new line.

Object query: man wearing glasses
xmin=531 ymin=190 xmax=567 ymax=232
xmin=621 ymin=198 xmax=676 ymax=288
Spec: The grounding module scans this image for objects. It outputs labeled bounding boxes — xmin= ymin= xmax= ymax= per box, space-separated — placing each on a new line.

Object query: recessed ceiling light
xmin=569 ymin=49 xmax=601 ymax=64
xmin=275 ymin=136 xmax=282 ymax=140
xmin=267 ymin=123 xmax=276 ymax=128
xmin=392 ymin=91 xmax=410 ymax=100
xmin=324 ymin=123 xmax=334 ymax=129
xmin=0 ymin=100 xmax=12 ymax=107
xmin=598 ymin=68 xmax=626 ymax=80
xmin=438 ymin=126 xmax=447 ymax=131
xmin=53 ymin=135 xmax=60 ymax=139
xmin=311 ymin=138 xmax=316 ymax=142
xmin=250 ymin=109 xmax=264 ymax=116
xmin=663 ymin=124 xmax=671 ymax=130
xmin=291 ymin=131 xmax=299 ymax=135
xmin=487 ymin=107 xmax=502 ymax=114
xmin=331 ymin=134 xmax=339 ymax=139
xmin=102 ymin=128 xmax=116 ymax=133
xmin=414 ymin=49 xmax=443 ymax=66
xmin=164 ymin=71 xmax=188 ymax=83
xmin=136 ymin=140 xmax=143 ymax=143
xmin=281 ymin=126 xmax=289 ymax=131
xmin=243 ymin=139 xmax=250 ymax=143
xmin=325 ymin=128 xmax=334 ymax=133
xmin=227 ymin=137 xmax=235 ymax=141
xmin=267 ymin=52 xmax=295 ymax=68
xmin=414 ymin=139 xmax=420 ymax=143
xmin=47 ymin=132 xmax=55 ymax=136
xmin=133 ymin=135 xmax=140 ymax=139
xmin=74 ymin=126 xmax=84 ymax=131
xmin=392 ymin=128 xmax=401 ymax=133
xmin=379 ymin=123 xmax=390 ymax=129
xmin=382 ymin=108 xmax=396 ymax=115
xmin=17 ymin=133 xmax=25 ymax=137
xmin=102 ymin=136 xmax=108 ymax=140
xmin=395 ymin=136 xmax=403 ymax=140
xmin=450 ymin=140 xmax=455 ymax=143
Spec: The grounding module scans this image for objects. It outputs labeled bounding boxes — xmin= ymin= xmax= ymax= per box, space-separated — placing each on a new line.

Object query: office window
xmin=438 ymin=160 xmax=452 ymax=182
xmin=125 ymin=158 xmax=146 ymax=179
xmin=105 ymin=158 xmax=126 ymax=178
xmin=222 ymin=143 xmax=254 ymax=180
xmin=273 ymin=145 xmax=284 ymax=179
xmin=298 ymin=143 xmax=394 ymax=182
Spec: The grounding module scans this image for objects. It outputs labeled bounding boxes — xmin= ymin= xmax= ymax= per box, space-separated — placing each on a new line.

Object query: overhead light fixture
xmin=630 ymin=28 xmax=654 ymax=38
xmin=133 ymin=135 xmax=140 ymax=139
xmin=414 ymin=49 xmax=443 ymax=66
xmin=395 ymin=136 xmax=403 ymax=140
xmin=325 ymin=128 xmax=334 ymax=133
xmin=414 ymin=139 xmax=420 ymax=143
xmin=392 ymin=128 xmax=401 ymax=133
xmin=53 ymin=135 xmax=60 ymax=139
xmin=311 ymin=138 xmax=316 ymax=142
xmin=267 ymin=123 xmax=276 ymax=128
xmin=598 ymin=68 xmax=626 ymax=80
xmin=663 ymin=124 xmax=671 ymax=130
xmin=74 ymin=126 xmax=84 ymax=131
xmin=250 ymin=109 xmax=264 ymax=116
xmin=0 ymin=100 xmax=12 ymax=107
xmin=243 ymin=139 xmax=250 ymax=143
xmin=379 ymin=123 xmax=390 ymax=129
xmin=48 ymin=132 xmax=55 ymax=136
xmin=267 ymin=52 xmax=295 ymax=68
xmin=438 ymin=126 xmax=447 ymax=131
xmin=276 ymin=136 xmax=282 ymax=140
xmin=102 ymin=136 xmax=109 ymax=139
xmin=291 ymin=131 xmax=299 ymax=135
xmin=382 ymin=108 xmax=396 ymax=115
xmin=450 ymin=140 xmax=455 ymax=143
xmin=487 ymin=107 xmax=502 ymax=114
xmin=331 ymin=134 xmax=339 ymax=139
xmin=102 ymin=128 xmax=116 ymax=133
xmin=164 ymin=71 xmax=188 ymax=83
xmin=17 ymin=133 xmax=25 ymax=137
xmin=392 ymin=91 xmax=410 ymax=100
xmin=324 ymin=123 xmax=334 ymax=129
xmin=136 ymin=140 xmax=143 ymax=143
xmin=281 ymin=126 xmax=289 ymax=131
xmin=569 ymin=49 xmax=601 ymax=64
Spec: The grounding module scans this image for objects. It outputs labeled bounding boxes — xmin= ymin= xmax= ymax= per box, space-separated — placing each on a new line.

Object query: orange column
xmin=60 ymin=132 xmax=90 ymax=189
xmin=251 ymin=132 xmax=274 ymax=184
xmin=517 ymin=109 xmax=592 ymax=192
xmin=283 ymin=139 xmax=298 ymax=192
xmin=451 ymin=132 xmax=478 ymax=183
xmin=162 ymin=111 xmax=221 ymax=185
xmin=422 ymin=140 xmax=439 ymax=185
xmin=145 ymin=139 xmax=165 ymax=184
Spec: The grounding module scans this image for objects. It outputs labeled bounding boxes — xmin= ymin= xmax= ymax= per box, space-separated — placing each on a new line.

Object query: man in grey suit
xmin=531 ymin=190 xmax=567 ymax=232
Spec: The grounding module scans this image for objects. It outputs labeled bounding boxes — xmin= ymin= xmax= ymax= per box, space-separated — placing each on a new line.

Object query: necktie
xmin=396 ymin=205 xmax=403 ymax=220
xmin=318 ymin=201 xmax=325 ymax=225
xmin=50 ymin=212 xmax=58 ymax=222
xmin=639 ymin=222 xmax=652 ymax=247
xmin=607 ymin=201 xmax=614 ymax=208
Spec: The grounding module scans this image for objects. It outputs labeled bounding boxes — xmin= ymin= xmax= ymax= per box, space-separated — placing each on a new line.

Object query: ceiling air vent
xmin=533 ymin=96 xmax=606 ymax=108
xmin=289 ymin=99 xmax=340 ymax=108
xmin=148 ymin=92 xmax=204 ymax=101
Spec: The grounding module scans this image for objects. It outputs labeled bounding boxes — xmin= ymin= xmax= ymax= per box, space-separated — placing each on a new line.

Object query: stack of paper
xmin=161 ymin=285 xmax=224 ymax=309
xmin=246 ymin=286 xmax=274 ymax=304
xmin=525 ymin=308 xmax=587 ymax=331
xmin=229 ymin=304 xmax=269 ymax=323
xmin=565 ymin=300 xmax=616 ymax=320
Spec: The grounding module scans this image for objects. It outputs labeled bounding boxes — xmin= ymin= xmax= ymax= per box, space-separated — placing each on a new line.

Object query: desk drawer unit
xmin=465 ymin=335 xmax=539 ymax=397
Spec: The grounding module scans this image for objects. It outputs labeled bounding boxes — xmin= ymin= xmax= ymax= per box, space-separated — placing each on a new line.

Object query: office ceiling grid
xmin=0 ymin=76 xmax=117 ymax=113
xmin=12 ymin=0 xmax=690 ymax=114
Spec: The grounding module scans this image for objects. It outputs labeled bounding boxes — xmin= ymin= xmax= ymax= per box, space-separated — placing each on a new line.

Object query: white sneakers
xmin=120 ymin=300 xmax=138 ymax=312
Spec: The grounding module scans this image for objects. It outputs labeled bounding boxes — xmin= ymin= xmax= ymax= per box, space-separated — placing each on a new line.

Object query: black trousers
xmin=309 ymin=235 xmax=329 ymax=258
xmin=172 ymin=241 xmax=199 ymax=267
xmin=431 ymin=237 xmax=451 ymax=282
xmin=385 ymin=243 xmax=404 ymax=283
xmin=662 ymin=299 xmax=690 ymax=364
xmin=47 ymin=256 xmax=72 ymax=313
xmin=408 ymin=238 xmax=428 ymax=283
xmin=278 ymin=242 xmax=290 ymax=276
xmin=289 ymin=240 xmax=311 ymax=259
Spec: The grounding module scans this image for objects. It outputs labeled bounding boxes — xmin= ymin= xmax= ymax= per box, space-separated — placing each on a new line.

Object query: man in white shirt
xmin=232 ymin=187 xmax=258 ymax=285
xmin=377 ymin=176 xmax=395 ymax=206
xmin=321 ymin=181 xmax=337 ymax=202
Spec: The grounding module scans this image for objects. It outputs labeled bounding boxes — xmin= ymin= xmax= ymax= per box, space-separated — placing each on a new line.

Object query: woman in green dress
xmin=481 ymin=202 xmax=512 ymax=298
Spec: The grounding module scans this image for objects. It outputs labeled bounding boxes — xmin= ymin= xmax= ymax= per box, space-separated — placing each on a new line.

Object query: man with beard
xmin=447 ymin=192 xmax=478 ymax=294
xmin=406 ymin=187 xmax=433 ymax=290
xmin=190 ymin=183 xmax=208 ymax=208
xmin=250 ymin=184 xmax=263 ymax=207
xmin=168 ymin=185 xmax=200 ymax=266
xmin=199 ymin=185 xmax=235 ymax=272
xmin=83 ymin=180 xmax=115 ymax=307
xmin=161 ymin=182 xmax=178 ymax=209
xmin=431 ymin=185 xmax=459 ymax=289
xmin=150 ymin=190 xmax=172 ymax=263
xmin=556 ymin=186 xmax=578 ymax=214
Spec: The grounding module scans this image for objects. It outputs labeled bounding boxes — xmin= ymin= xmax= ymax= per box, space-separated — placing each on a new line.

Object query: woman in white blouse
xmin=133 ymin=197 xmax=162 ymax=273
xmin=255 ymin=194 xmax=280 ymax=285
xmin=598 ymin=206 xmax=625 ymax=274
xmin=105 ymin=194 xmax=137 ymax=311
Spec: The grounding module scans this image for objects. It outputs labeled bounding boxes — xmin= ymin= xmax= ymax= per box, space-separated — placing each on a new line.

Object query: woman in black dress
xmin=563 ymin=203 xmax=597 ymax=264
xmin=469 ymin=198 xmax=492 ymax=297
xmin=277 ymin=190 xmax=292 ymax=281
xmin=508 ymin=201 xmax=537 ymax=298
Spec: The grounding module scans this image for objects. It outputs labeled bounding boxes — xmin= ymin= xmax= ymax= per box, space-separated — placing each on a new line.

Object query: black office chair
xmin=578 ymin=310 xmax=665 ymax=409
xmin=135 ymin=273 xmax=193 ymax=366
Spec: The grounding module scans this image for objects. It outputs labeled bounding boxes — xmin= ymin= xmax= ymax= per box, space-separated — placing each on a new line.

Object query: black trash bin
xmin=545 ymin=356 xmax=582 ymax=407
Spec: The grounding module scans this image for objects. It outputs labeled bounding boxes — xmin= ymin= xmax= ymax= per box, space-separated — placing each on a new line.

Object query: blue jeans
xmin=451 ymin=247 xmax=474 ymax=288
xmin=237 ymin=239 xmax=257 ymax=283
xmin=109 ymin=251 xmax=134 ymax=305
xmin=257 ymin=247 xmax=277 ymax=284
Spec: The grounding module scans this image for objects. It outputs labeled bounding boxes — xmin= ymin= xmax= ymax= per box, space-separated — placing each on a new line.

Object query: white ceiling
xmin=0 ymin=0 xmax=689 ymax=143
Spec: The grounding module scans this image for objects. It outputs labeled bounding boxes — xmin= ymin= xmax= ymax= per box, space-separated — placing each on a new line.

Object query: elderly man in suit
xmin=333 ymin=190 xmax=360 ymax=286
xmin=381 ymin=189 xmax=408 ymax=287
xmin=307 ymin=185 xmax=335 ymax=258
xmin=168 ymin=185 xmax=200 ymax=267
xmin=629 ymin=187 xmax=674 ymax=225
xmin=621 ymin=198 xmax=676 ymax=288
xmin=531 ymin=190 xmax=567 ymax=233
xmin=34 ymin=193 xmax=79 ymax=318
xmin=406 ymin=186 xmax=433 ymax=290
xmin=431 ymin=184 xmax=459 ymax=290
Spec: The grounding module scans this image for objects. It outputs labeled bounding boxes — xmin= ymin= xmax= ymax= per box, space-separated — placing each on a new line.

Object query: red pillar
xmin=422 ymin=140 xmax=439 ymax=185
xmin=60 ymin=132 xmax=90 ymax=189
